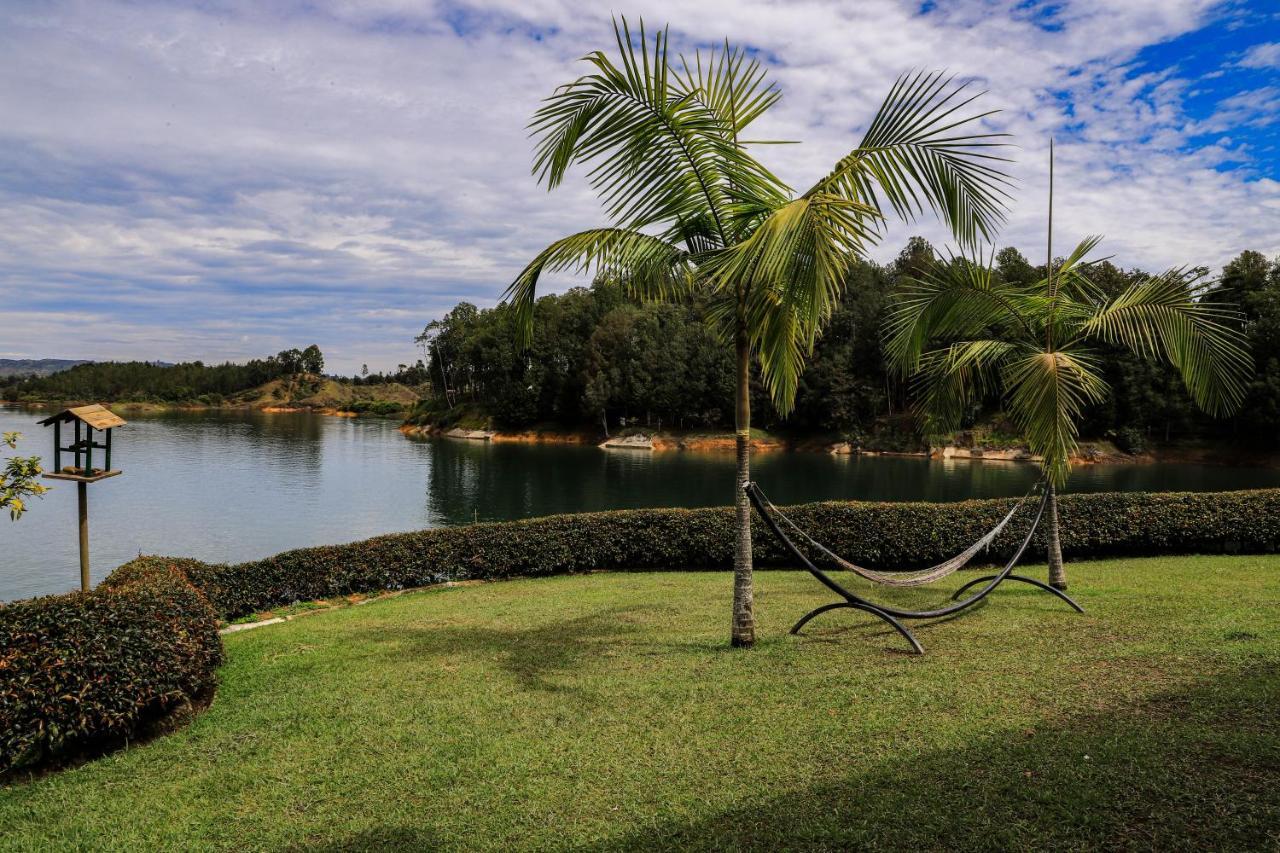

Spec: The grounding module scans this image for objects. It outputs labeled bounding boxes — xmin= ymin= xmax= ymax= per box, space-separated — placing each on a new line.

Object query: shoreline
xmin=399 ymin=423 xmax=1280 ymax=468
xmin=399 ymin=423 xmax=789 ymax=454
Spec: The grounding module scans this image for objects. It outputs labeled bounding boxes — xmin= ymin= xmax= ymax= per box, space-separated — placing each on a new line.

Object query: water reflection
xmin=3 ymin=403 xmax=1278 ymax=602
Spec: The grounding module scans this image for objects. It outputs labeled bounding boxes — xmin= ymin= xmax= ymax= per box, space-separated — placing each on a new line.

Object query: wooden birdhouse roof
xmin=38 ymin=404 xmax=127 ymax=430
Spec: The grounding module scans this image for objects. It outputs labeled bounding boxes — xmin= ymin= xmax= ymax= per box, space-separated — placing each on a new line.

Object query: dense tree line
xmin=415 ymin=240 xmax=1280 ymax=447
xmin=1 ymin=346 xmax=328 ymax=405
xmin=351 ymin=360 xmax=431 ymax=387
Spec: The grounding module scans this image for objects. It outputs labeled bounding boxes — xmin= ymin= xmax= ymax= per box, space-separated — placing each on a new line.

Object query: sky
xmin=1 ymin=0 xmax=1277 ymax=374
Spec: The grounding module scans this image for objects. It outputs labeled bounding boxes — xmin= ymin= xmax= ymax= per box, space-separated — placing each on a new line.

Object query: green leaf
xmin=811 ymin=70 xmax=1013 ymax=249
xmin=502 ymin=228 xmax=691 ymax=346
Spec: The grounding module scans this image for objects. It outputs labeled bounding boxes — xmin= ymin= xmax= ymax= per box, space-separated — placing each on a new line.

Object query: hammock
xmin=750 ymin=486 xmax=1031 ymax=587
xmin=744 ymin=481 xmax=1084 ymax=654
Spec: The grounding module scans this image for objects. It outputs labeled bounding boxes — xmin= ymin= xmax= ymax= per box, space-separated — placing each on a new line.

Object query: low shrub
xmin=1109 ymin=426 xmax=1149 ymax=455
xmin=346 ymin=400 xmax=405 ymax=416
xmin=0 ymin=558 xmax=222 ymax=774
xmin=403 ymin=400 xmax=487 ymax=430
xmin=116 ymin=488 xmax=1280 ymax=622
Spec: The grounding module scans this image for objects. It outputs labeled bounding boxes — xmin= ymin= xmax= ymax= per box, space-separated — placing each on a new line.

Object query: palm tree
xmin=885 ymin=235 xmax=1251 ymax=588
xmin=505 ymin=18 xmax=1012 ymax=646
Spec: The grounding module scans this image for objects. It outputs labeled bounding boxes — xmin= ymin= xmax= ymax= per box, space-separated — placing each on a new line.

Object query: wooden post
xmin=77 ymin=481 xmax=90 ymax=592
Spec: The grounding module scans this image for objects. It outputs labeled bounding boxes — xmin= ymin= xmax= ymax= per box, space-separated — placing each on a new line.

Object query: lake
xmin=3 ymin=403 xmax=1279 ymax=602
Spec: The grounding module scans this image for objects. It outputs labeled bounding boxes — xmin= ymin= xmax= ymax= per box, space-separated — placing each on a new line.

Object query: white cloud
xmin=1237 ymin=40 xmax=1280 ymax=69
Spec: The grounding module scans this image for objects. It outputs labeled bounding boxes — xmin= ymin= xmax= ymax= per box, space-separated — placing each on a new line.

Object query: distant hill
xmin=0 ymin=358 xmax=91 ymax=378
xmin=1 ymin=357 xmax=425 ymax=415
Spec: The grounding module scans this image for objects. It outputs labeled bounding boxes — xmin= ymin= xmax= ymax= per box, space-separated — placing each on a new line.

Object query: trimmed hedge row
xmin=115 ymin=488 xmax=1280 ymax=622
xmin=0 ymin=558 xmax=222 ymax=774
xmin=5 ymin=487 xmax=1276 ymax=773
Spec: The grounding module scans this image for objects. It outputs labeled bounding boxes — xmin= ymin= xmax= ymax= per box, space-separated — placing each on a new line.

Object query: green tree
xmin=1221 ymin=251 xmax=1280 ymax=437
xmin=886 ymin=235 xmax=1251 ymax=588
xmin=2 ymin=432 xmax=47 ymax=520
xmin=505 ymin=18 xmax=1011 ymax=646
xmin=301 ymin=345 xmax=325 ymax=376
xmin=276 ymin=348 xmax=304 ymax=375
xmin=995 ymin=246 xmax=1036 ymax=286
xmin=791 ymin=260 xmax=895 ymax=434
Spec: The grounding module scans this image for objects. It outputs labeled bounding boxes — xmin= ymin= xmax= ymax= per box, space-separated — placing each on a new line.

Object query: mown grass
xmin=2 ymin=555 xmax=1278 ymax=850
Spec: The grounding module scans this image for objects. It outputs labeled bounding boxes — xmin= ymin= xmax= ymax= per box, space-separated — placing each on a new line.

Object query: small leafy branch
xmin=2 ymin=431 xmax=48 ymax=520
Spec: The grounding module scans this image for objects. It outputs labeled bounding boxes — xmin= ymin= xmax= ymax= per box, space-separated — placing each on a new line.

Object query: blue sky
xmin=1 ymin=0 xmax=1277 ymax=373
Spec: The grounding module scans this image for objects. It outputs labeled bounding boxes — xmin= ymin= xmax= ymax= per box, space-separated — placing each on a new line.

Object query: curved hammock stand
xmin=744 ymin=482 xmax=1084 ymax=654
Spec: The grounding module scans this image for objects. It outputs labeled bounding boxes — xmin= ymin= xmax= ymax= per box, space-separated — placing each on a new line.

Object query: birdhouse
xmin=38 ymin=404 xmax=126 ymax=483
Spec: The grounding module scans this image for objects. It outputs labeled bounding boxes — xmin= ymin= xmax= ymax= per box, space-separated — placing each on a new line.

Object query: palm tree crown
xmin=506 ymin=17 xmax=1010 ymax=410
xmin=885 ymin=236 xmax=1253 ymax=486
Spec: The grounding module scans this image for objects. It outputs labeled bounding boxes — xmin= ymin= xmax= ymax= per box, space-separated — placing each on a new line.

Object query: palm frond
xmin=810 ymin=70 xmax=1014 ymax=248
xmin=674 ymin=41 xmax=786 ymax=144
xmin=748 ymin=290 xmax=806 ymax=414
xmin=1003 ymin=346 xmax=1108 ymax=486
xmin=529 ymin=17 xmax=786 ymax=235
xmin=702 ymin=193 xmax=881 ymax=410
xmin=911 ymin=339 xmax=1021 ymax=433
xmin=883 ymin=250 xmax=1036 ymax=374
xmin=503 ymin=228 xmax=691 ymax=346
xmin=1077 ymin=267 xmax=1252 ymax=416
xmin=1046 ymin=234 xmax=1105 ymax=302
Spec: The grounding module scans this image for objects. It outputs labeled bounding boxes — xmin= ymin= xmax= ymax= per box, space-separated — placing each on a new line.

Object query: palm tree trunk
xmin=1047 ymin=483 xmax=1067 ymax=590
xmin=732 ymin=323 xmax=755 ymax=648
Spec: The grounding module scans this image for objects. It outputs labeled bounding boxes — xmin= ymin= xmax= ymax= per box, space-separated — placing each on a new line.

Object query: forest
xmin=0 ymin=346 xmax=328 ymax=405
xmin=412 ymin=239 xmax=1280 ymax=451
xmin=0 ymin=344 xmax=439 ymax=406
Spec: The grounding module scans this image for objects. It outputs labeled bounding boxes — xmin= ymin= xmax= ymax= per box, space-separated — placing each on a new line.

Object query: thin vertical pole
xmin=77 ymin=481 xmax=89 ymax=592
xmin=74 ymin=420 xmax=82 ymax=472
xmin=104 ymin=428 xmax=112 ymax=471
xmin=84 ymin=425 xmax=93 ymax=475
xmin=54 ymin=420 xmax=61 ymax=471
xmin=1046 ymin=137 xmax=1055 ymax=323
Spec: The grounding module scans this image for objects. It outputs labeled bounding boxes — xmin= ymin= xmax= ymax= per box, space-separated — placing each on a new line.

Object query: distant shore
xmin=2 ymin=399 xmax=405 ymax=418
xmin=399 ymin=422 xmax=1280 ymax=468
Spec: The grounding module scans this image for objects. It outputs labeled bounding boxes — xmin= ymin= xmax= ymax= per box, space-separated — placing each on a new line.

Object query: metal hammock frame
xmin=744 ymin=481 xmax=1084 ymax=654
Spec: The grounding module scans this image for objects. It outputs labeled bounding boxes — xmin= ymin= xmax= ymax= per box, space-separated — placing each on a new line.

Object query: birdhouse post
xmin=37 ymin=404 xmax=126 ymax=592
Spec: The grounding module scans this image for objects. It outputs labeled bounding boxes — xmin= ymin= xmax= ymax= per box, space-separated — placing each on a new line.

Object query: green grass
xmin=3 ymin=556 xmax=1278 ymax=850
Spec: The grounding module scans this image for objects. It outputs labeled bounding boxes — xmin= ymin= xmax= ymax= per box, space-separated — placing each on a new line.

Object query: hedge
xmin=4 ymin=487 xmax=1277 ymax=773
xmin=116 ymin=487 xmax=1280 ymax=622
xmin=0 ymin=558 xmax=222 ymax=774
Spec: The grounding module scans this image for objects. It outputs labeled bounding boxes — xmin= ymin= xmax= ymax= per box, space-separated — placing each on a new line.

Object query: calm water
xmin=3 ymin=403 xmax=1278 ymax=602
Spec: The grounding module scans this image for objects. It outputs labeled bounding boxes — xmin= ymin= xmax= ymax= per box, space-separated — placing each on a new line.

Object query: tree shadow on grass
xmin=349 ymin=604 xmax=661 ymax=692
xmin=582 ymin=661 xmax=1280 ymax=851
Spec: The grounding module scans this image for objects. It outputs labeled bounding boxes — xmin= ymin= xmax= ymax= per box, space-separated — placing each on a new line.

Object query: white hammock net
xmin=757 ymin=488 xmax=1037 ymax=588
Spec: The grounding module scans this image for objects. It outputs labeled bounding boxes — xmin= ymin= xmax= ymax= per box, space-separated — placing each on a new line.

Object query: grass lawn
xmin=3 ymin=555 xmax=1278 ymax=850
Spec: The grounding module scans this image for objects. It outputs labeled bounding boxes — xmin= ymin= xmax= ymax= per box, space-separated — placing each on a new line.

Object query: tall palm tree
xmin=885 ymin=236 xmax=1251 ymax=588
xmin=505 ymin=18 xmax=1012 ymax=646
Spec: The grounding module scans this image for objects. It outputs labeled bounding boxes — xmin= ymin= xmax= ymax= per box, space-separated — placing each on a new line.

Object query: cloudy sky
xmin=2 ymin=0 xmax=1277 ymax=374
